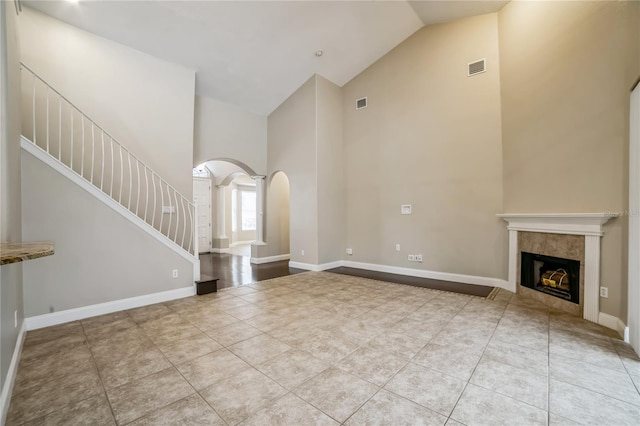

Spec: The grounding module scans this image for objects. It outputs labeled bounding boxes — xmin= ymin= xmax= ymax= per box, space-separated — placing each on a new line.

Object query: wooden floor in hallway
xmin=199 ymin=253 xmax=304 ymax=290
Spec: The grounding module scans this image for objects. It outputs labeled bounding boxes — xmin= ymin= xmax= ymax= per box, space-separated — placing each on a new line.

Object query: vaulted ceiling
xmin=23 ymin=0 xmax=508 ymax=115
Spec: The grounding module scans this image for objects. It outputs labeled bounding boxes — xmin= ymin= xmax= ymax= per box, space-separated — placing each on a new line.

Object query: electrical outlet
xmin=301 ymin=250 xmax=305 ymax=256
xmin=172 ymin=269 xmax=179 ymax=278
xmin=346 ymin=248 xmax=353 ymax=255
xmin=600 ymin=286 xmax=608 ymax=298
xmin=408 ymin=254 xmax=415 ymax=261
xmin=395 ymin=244 xmax=401 ymax=251
xmin=415 ymin=254 xmax=423 ymax=262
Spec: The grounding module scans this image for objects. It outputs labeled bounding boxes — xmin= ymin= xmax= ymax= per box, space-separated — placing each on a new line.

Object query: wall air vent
xmin=355 ymin=97 xmax=367 ymax=110
xmin=468 ymin=58 xmax=486 ymax=76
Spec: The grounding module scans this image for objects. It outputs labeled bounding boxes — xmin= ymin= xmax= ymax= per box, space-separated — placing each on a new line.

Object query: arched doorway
xmin=266 ymin=171 xmax=291 ymax=259
xmin=193 ymin=159 xmax=258 ymax=256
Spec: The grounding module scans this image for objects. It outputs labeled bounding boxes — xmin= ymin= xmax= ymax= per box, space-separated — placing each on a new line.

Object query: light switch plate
xmin=401 ymin=204 xmax=412 ymax=215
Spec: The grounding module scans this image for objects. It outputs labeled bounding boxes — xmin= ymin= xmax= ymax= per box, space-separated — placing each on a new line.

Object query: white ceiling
xmin=23 ymin=0 xmax=508 ymax=115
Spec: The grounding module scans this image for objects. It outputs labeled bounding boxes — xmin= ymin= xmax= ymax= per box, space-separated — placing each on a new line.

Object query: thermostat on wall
xmin=401 ymin=204 xmax=412 ymax=215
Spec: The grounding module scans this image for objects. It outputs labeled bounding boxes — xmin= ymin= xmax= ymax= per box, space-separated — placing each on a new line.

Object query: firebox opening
xmin=521 ymin=252 xmax=580 ymax=304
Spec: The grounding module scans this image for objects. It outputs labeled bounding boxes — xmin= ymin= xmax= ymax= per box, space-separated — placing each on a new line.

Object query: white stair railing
xmin=20 ymin=63 xmax=197 ymax=256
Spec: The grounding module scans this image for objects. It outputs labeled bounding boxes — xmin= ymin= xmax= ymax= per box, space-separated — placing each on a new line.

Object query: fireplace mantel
xmin=497 ymin=213 xmax=618 ymax=236
xmin=497 ymin=212 xmax=619 ymax=325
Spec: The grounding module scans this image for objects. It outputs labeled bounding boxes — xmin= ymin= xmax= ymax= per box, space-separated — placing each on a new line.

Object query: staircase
xmin=19 ymin=63 xmax=199 ymax=273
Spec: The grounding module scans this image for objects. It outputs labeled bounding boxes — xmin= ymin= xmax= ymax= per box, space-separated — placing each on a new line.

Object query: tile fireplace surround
xmin=498 ymin=213 xmax=618 ymax=330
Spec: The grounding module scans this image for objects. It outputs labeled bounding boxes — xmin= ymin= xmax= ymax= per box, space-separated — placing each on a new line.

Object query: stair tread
xmin=196 ymin=274 xmax=219 ymax=283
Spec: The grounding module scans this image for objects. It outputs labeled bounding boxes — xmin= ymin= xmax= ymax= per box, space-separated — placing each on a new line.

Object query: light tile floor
xmin=7 ymin=272 xmax=640 ymax=425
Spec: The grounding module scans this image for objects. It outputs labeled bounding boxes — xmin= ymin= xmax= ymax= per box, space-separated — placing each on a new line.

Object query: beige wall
xmin=499 ymin=0 xmax=640 ymax=319
xmin=0 ymin=0 xmax=23 ymax=398
xmin=342 ymin=13 xmax=506 ymax=279
xmin=267 ymin=76 xmax=318 ymax=264
xmin=194 ymin=95 xmax=267 ymax=175
xmin=18 ymin=7 xmax=195 ymax=197
xmin=21 ymin=150 xmax=193 ymax=317
xmin=316 ymin=76 xmax=345 ymax=264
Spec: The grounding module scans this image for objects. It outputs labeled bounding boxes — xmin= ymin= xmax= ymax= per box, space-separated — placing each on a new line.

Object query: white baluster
xmin=180 ymin=196 xmax=187 ymax=249
xmin=144 ymin=166 xmax=149 ymax=222
xmin=90 ymin=124 xmax=95 ymax=184
xmin=32 ymin=74 xmax=36 ymax=144
xmin=151 ymin=172 xmax=157 ymax=228
xmin=70 ymin=109 xmax=74 ymax=170
xmin=81 ymin=116 xmax=85 ymax=177
xmin=118 ymin=146 xmax=124 ymax=203
xmin=166 ymin=185 xmax=173 ymax=241
xmin=191 ymin=204 xmax=197 ymax=255
xmin=46 ymin=87 xmax=50 ymax=153
xmin=127 ymin=152 xmax=133 ymax=209
xmin=100 ymin=131 xmax=105 ymax=191
xmin=135 ymin=161 xmax=141 ymax=216
xmin=109 ymin=137 xmax=114 ymax=197
xmin=173 ymin=190 xmax=180 ymax=243
xmin=159 ymin=178 xmax=165 ymax=234
xmin=58 ymin=95 xmax=62 ymax=161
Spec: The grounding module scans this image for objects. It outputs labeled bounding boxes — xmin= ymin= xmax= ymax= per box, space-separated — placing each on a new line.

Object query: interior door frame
xmin=193 ymin=177 xmax=212 ymax=254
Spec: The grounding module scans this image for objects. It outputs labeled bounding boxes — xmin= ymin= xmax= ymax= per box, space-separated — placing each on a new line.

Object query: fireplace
xmin=497 ymin=213 xmax=617 ymax=323
xmin=521 ymin=252 xmax=580 ymax=304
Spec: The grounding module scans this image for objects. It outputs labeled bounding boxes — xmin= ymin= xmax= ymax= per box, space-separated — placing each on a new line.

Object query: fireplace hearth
xmin=521 ymin=251 xmax=580 ymax=304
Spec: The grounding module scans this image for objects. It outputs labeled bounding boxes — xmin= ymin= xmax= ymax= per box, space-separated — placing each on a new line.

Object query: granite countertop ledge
xmin=0 ymin=242 xmax=55 ymax=265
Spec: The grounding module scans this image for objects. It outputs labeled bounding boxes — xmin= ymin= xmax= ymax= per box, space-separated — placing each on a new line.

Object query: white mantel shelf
xmin=497 ymin=212 xmax=619 ymax=326
xmin=497 ymin=213 xmax=619 ymax=236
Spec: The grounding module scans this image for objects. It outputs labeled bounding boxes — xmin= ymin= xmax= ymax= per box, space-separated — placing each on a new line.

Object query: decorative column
xmin=583 ymin=234 xmax=602 ymax=323
xmin=507 ymin=229 xmax=518 ymax=292
xmin=252 ymin=175 xmax=266 ymax=245
xmin=215 ymin=185 xmax=227 ymax=239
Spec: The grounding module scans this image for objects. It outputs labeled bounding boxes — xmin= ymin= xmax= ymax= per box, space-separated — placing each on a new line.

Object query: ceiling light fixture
xmin=315 ymin=49 xmax=324 ymax=57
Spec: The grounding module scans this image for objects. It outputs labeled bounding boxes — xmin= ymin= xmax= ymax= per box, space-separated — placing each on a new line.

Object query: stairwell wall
xmin=21 ymin=150 xmax=194 ymax=317
xmin=18 ymin=7 xmax=196 ymax=198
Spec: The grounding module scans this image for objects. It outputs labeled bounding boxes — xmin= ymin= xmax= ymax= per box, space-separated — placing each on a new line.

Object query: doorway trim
xmin=629 ymin=80 xmax=639 ymax=351
xmin=193 ymin=177 xmax=212 ymax=254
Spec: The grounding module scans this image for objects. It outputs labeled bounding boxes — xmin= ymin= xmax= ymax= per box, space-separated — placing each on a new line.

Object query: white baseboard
xmin=288 ymin=259 xmax=510 ymax=290
xmin=342 ymin=260 xmax=511 ymax=290
xmin=251 ymin=254 xmax=290 ymax=264
xmin=1 ymin=322 xmax=26 ymax=424
xmin=210 ymin=248 xmax=231 ymax=254
xmin=25 ymin=286 xmax=195 ymax=331
xmin=318 ymin=261 xmax=344 ymax=270
xmin=288 ymin=261 xmax=321 ymax=271
xmin=598 ymin=312 xmax=628 ymax=340
xmin=289 ymin=260 xmax=343 ymax=271
xmin=230 ymin=241 xmax=254 ymax=247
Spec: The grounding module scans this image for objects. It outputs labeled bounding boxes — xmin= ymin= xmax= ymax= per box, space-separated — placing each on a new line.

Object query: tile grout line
xmin=79 ymin=319 xmax=119 ymax=425
xmin=155 ymin=303 xmax=230 ymax=426
xmin=444 ymin=296 xmax=511 ymax=424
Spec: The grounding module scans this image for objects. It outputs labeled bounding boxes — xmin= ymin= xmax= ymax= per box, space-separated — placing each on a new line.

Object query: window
xmin=193 ymin=164 xmax=209 ymax=178
xmin=232 ymin=187 xmax=256 ymax=232
xmin=241 ymin=190 xmax=256 ymax=231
